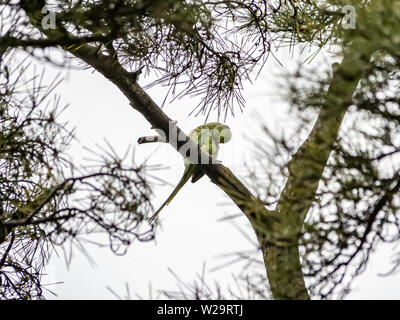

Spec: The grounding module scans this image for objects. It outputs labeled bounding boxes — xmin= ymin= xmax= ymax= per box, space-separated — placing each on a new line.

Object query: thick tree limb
xmin=262 ymin=39 xmax=376 ymax=299
xmin=0 ymin=35 xmax=107 ymax=54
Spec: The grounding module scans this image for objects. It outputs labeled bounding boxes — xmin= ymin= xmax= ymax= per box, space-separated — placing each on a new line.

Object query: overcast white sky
xmin=33 ymin=43 xmax=400 ymax=300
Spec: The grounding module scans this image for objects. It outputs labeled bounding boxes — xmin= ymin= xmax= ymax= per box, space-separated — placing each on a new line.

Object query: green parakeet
xmin=148 ymin=122 xmax=232 ymax=223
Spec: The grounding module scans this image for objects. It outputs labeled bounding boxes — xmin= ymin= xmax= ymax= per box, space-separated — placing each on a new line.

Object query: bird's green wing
xmin=189 ymin=124 xmax=220 ymax=157
xmin=149 ymin=164 xmax=196 ymax=223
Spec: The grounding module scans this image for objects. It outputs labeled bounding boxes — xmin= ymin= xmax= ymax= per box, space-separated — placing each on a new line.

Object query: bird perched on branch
xmin=138 ymin=122 xmax=232 ymax=223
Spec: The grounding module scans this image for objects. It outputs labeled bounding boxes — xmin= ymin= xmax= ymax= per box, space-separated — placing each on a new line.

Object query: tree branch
xmin=262 ymin=38 xmax=376 ymax=299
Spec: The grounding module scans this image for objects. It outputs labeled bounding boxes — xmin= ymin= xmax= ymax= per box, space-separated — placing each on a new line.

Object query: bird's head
xmin=194 ymin=122 xmax=232 ymax=145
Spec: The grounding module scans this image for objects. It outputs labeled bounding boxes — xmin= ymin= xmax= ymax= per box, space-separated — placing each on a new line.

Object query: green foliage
xmin=245 ymin=0 xmax=400 ymax=298
xmin=0 ymin=53 xmax=154 ymax=299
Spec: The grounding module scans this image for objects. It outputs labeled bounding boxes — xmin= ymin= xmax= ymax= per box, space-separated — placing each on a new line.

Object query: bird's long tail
xmin=149 ymin=166 xmax=194 ymax=224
